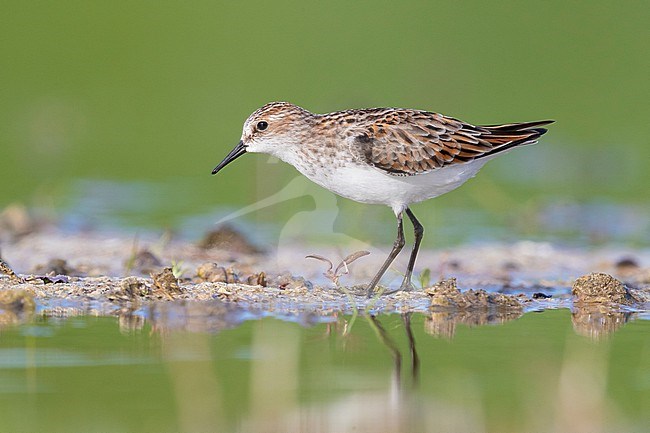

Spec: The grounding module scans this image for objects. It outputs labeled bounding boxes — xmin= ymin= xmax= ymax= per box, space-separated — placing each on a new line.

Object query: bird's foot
xmin=399 ymin=278 xmax=416 ymax=292
xmin=366 ymin=281 xmax=414 ymax=298
xmin=367 ymin=284 xmax=390 ymax=298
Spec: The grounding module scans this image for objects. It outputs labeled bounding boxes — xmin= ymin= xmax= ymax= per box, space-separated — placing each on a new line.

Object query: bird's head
xmin=212 ymin=102 xmax=314 ymax=175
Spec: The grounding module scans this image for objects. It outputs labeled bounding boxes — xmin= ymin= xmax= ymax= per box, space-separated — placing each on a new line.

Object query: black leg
xmin=400 ymin=207 xmax=424 ymax=291
xmin=366 ymin=212 xmax=405 ymax=297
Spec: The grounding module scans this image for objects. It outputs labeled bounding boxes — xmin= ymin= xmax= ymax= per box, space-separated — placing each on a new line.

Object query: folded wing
xmin=352 ymin=109 xmax=553 ymax=176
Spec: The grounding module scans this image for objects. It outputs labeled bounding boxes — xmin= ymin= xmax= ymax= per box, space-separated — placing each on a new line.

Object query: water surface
xmin=0 ymin=310 xmax=647 ymax=432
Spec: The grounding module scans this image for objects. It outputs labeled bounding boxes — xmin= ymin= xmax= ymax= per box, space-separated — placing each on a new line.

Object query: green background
xmin=1 ymin=1 xmax=648 ymax=241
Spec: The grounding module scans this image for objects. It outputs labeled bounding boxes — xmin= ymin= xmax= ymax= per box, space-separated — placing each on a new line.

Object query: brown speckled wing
xmin=350 ymin=109 xmax=553 ymax=176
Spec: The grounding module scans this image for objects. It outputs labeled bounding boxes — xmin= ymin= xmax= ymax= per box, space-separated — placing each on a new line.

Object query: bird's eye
xmin=256 ymin=121 xmax=268 ymax=131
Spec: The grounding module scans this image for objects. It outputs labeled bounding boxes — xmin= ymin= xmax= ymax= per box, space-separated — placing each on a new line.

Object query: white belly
xmin=298 ymin=159 xmax=490 ymax=213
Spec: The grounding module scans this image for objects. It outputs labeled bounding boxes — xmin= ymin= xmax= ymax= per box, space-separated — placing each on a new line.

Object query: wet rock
xmin=572 ymin=273 xmax=636 ymax=305
xmin=151 ymin=267 xmax=182 ymax=300
xmin=425 ymin=278 xmax=459 ymax=301
xmin=426 ymin=278 xmax=523 ymax=310
xmin=196 ymin=262 xmax=240 ymax=283
xmin=197 ymin=225 xmax=261 ymax=254
xmin=127 ymin=249 xmax=162 ymax=275
xmin=0 ymin=289 xmax=36 ymax=312
xmin=532 ymin=292 xmax=552 ymax=299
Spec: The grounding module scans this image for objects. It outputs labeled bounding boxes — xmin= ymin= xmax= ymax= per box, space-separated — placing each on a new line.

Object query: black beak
xmin=212 ymin=140 xmax=247 ymax=175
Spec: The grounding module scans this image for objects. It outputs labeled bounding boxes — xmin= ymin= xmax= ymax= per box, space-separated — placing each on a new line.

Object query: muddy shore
xmin=1 ymin=213 xmax=649 ymax=336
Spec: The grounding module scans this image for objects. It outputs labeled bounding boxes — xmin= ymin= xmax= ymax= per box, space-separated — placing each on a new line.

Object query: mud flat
xmin=1 ymin=213 xmax=649 ymax=335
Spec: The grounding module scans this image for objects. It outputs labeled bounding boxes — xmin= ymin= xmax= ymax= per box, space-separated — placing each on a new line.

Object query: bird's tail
xmin=478 ymin=120 xmax=554 ymax=157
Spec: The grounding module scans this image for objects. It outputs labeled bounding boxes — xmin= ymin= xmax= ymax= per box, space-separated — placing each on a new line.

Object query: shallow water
xmin=0 ymin=309 xmax=648 ymax=433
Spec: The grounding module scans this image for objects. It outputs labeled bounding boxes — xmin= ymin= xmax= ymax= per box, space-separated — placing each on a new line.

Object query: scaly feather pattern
xmin=338 ymin=108 xmax=552 ymax=176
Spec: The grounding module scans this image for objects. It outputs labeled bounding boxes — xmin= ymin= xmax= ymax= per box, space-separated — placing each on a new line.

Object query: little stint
xmin=212 ymin=102 xmax=553 ymax=296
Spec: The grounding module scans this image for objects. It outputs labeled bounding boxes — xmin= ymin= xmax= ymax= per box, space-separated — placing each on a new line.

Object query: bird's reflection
xmin=365 ymin=313 xmax=423 ymax=432
xmin=403 ymin=313 xmax=420 ymax=384
xmin=367 ymin=313 xmax=420 ymax=388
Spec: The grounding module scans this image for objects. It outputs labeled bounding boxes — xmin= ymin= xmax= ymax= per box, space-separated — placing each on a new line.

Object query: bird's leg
xmin=400 ymin=207 xmax=424 ymax=291
xmin=366 ymin=212 xmax=405 ymax=297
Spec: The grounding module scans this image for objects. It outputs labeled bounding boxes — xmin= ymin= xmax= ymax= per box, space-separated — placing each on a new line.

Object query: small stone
xmin=425 ymin=278 xmax=462 ymax=307
xmin=246 ymin=272 xmax=267 ymax=287
xmin=196 ymin=263 xmax=240 ymax=283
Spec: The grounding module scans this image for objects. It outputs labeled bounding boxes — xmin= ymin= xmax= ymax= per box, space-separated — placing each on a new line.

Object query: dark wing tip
xmin=526 ymin=119 xmax=555 ymax=138
xmin=481 ymin=119 xmax=555 ymax=131
xmin=536 ymin=120 xmax=554 ymax=136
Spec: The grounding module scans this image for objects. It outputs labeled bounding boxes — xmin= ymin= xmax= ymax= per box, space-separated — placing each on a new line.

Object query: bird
xmin=212 ymin=102 xmax=553 ymax=297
